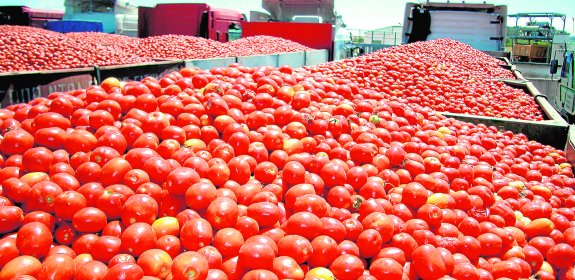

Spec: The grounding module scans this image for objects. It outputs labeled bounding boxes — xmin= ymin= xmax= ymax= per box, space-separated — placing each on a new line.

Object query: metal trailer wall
xmin=440 ymin=59 xmax=569 ymax=150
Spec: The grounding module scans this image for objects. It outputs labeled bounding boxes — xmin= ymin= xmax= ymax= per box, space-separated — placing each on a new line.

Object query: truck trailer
xmin=402 ymin=2 xmax=507 ymax=53
xmin=138 ymin=3 xmax=246 ymax=43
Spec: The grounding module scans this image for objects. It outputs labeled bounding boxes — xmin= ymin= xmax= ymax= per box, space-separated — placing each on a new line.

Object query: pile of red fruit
xmin=227 ymin=36 xmax=314 ymax=57
xmin=0 ymin=26 xmax=151 ymax=72
xmin=65 ymin=32 xmax=142 ymax=57
xmin=307 ymin=38 xmax=543 ymax=121
xmin=135 ymin=35 xmax=234 ymax=60
xmin=0 ymin=53 xmax=574 ymax=279
xmin=0 ymin=26 xmax=316 ymax=72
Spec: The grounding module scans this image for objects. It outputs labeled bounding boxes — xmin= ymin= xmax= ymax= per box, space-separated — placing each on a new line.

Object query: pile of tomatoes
xmin=1 ymin=38 xmax=575 ymax=280
xmin=134 ymin=35 xmax=235 ymax=60
xmin=307 ymin=38 xmax=543 ymax=121
xmin=227 ymin=36 xmax=314 ymax=57
xmin=0 ymin=26 xmax=151 ymax=72
xmin=0 ymin=26 xmax=316 ymax=73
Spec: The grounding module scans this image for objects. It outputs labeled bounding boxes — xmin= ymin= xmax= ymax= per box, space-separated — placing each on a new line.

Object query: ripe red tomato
xmin=54 ymin=190 xmax=87 ymax=221
xmin=247 ymin=201 xmax=280 ymax=227
xmin=1 ymin=129 xmax=34 ymax=156
xmin=137 ymin=249 xmax=172 ymax=279
xmin=100 ymin=157 xmax=132 ymax=186
xmin=402 ymin=182 xmax=428 ymax=208
xmin=165 ymin=167 xmax=200 ymax=196
xmin=272 ymin=256 xmax=304 ymax=279
xmin=412 ymin=245 xmax=447 ymax=280
xmin=171 ymin=251 xmax=209 ymax=280
xmin=104 ymin=263 xmax=144 ymax=280
xmin=0 ymin=206 xmax=23 ymax=234
xmin=206 ymin=197 xmax=239 ymax=230
xmin=22 ymin=147 xmax=53 ymax=172
xmin=278 ymin=234 xmax=313 ymax=264
xmin=37 ymin=254 xmax=75 ymax=280
xmin=357 ymin=229 xmax=383 ymax=259
xmin=72 ymin=207 xmax=107 ymax=233
xmin=0 ymin=237 xmax=19 ymax=268
xmin=16 ymin=222 xmax=53 ymax=259
xmin=121 ymin=222 xmax=157 ymax=257
xmin=284 ymin=212 xmax=323 ymax=240
xmin=0 ymin=255 xmax=42 ymax=280
xmin=73 ymin=260 xmax=109 ymax=280
xmin=329 ymin=254 xmax=365 ymax=279
xmin=121 ymin=194 xmax=158 ymax=225
xmin=212 ymin=228 xmax=244 ymax=259
xmin=546 ymin=243 xmax=575 ymax=269
xmin=180 ymin=218 xmax=213 ymax=251
xmin=238 ymin=242 xmax=276 ymax=270
xmin=370 ymin=258 xmax=403 ymax=280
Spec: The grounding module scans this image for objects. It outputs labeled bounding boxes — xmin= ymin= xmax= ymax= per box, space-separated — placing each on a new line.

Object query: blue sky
xmin=6 ymin=0 xmax=575 ymax=32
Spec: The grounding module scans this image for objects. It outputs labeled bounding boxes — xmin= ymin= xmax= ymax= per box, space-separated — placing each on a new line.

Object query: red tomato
xmin=121 ymin=223 xmax=157 ymax=257
xmin=54 ymin=190 xmax=87 ymax=221
xmin=278 ymin=235 xmax=313 ymax=264
xmin=0 ymin=237 xmax=19 ymax=268
xmin=546 ymin=243 xmax=575 ymax=269
xmin=0 ymin=129 xmax=34 ymax=156
xmin=72 ymin=207 xmax=107 ymax=233
xmin=197 ymin=245 xmax=223 ymax=269
xmin=121 ymin=194 xmax=158 ymax=225
xmin=180 ymin=218 xmax=213 ymax=251
xmin=91 ymin=236 xmax=122 ymax=264
xmin=37 ymin=254 xmax=75 ymax=280
xmin=212 ymin=228 xmax=244 ymax=259
xmin=22 ymin=147 xmax=53 ymax=172
xmin=25 ymin=181 xmax=63 ymax=213
xmin=205 ymin=197 xmax=239 ymax=230
xmin=104 ymin=263 xmax=144 ymax=280
xmin=238 ymin=242 xmax=276 ymax=270
xmin=369 ymin=258 xmax=403 ymax=280
xmin=329 ymin=254 xmax=365 ymax=280
xmin=0 ymin=256 xmax=42 ymax=280
xmin=247 ymin=201 xmax=280 ymax=227
xmin=0 ymin=206 xmax=23 ymax=234
xmin=74 ymin=260 xmax=108 ymax=280
xmin=100 ymin=158 xmax=132 ymax=186
xmin=165 ymin=167 xmax=200 ymax=196
xmin=171 ymin=252 xmax=209 ymax=280
xmin=284 ymin=212 xmax=323 ymax=240
xmin=402 ymin=182 xmax=428 ymax=208
xmin=243 ymin=269 xmax=279 ymax=280
xmin=412 ymin=245 xmax=447 ymax=280
xmin=16 ymin=222 xmax=53 ymax=259
xmin=137 ymin=249 xmax=172 ymax=279
xmin=272 ymin=256 xmax=305 ymax=279
xmin=156 ymin=235 xmax=182 ymax=260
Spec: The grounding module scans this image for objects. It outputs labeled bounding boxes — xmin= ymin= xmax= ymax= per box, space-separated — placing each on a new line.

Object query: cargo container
xmin=138 ymin=3 xmax=246 ymax=43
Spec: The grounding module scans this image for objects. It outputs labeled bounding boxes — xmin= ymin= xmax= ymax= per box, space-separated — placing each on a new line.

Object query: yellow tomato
xmin=305 ymin=267 xmax=336 ymax=280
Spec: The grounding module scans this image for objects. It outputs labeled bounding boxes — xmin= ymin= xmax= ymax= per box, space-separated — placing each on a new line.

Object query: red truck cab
xmin=138 ymin=3 xmax=245 ymax=42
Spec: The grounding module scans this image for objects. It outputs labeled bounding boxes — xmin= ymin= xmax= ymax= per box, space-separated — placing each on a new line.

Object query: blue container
xmin=45 ymin=20 xmax=104 ymax=33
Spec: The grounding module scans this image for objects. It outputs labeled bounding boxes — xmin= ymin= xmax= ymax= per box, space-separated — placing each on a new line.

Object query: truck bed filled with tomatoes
xmin=0 ymin=35 xmax=574 ymax=280
xmin=0 ymin=26 xmax=315 ymax=73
